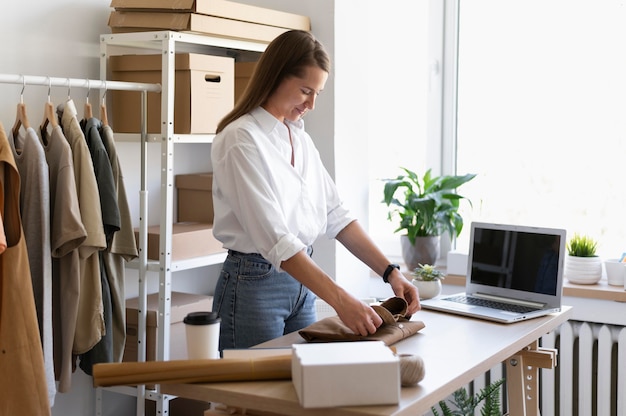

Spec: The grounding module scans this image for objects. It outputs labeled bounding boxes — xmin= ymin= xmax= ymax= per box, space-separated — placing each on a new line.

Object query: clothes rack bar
xmin=0 ymin=73 xmax=161 ymax=93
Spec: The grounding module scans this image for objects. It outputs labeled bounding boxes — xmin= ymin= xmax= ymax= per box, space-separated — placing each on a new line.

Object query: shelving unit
xmin=98 ymin=30 xmax=266 ymax=416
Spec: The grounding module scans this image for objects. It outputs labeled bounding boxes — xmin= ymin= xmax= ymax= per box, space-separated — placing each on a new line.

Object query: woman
xmin=211 ymin=29 xmax=419 ymax=351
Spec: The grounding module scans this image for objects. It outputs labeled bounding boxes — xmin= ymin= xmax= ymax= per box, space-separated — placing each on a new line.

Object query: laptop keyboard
xmin=444 ymin=295 xmax=539 ymax=314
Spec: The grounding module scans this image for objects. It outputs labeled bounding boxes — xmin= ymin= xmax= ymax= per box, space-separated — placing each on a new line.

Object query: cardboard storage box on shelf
xmin=291 ymin=341 xmax=400 ymax=408
xmin=109 ymin=53 xmax=233 ymax=134
xmin=108 ymin=11 xmax=289 ymax=43
xmin=110 ymin=0 xmax=310 ymax=31
xmin=175 ymin=172 xmax=214 ymax=223
xmin=234 ymin=61 xmax=257 ymax=104
xmin=124 ymin=291 xmax=215 ymax=363
xmin=133 ymin=222 xmax=225 ymax=261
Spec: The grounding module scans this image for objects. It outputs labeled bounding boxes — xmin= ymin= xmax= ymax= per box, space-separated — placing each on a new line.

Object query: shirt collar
xmin=251 ymin=107 xmax=305 ymax=134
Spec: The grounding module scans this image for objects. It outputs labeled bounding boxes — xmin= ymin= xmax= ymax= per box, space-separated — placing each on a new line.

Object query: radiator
xmin=540 ymin=320 xmax=626 ymax=416
xmin=427 ymin=321 xmax=626 ymax=416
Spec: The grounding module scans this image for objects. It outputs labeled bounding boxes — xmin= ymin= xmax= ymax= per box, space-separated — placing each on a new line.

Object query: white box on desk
xmin=291 ymin=341 xmax=400 ymax=408
xmin=447 ymin=250 xmax=469 ymax=275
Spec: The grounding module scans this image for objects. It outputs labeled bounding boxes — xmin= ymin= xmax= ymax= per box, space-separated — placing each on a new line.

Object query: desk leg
xmin=506 ymin=341 xmax=557 ymax=416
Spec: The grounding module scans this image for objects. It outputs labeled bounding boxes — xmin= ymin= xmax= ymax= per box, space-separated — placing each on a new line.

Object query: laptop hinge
xmin=473 ymin=292 xmax=545 ymax=309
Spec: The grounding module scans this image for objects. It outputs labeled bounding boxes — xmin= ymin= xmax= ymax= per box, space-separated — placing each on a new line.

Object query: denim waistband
xmin=227 ymin=246 xmax=314 ymax=258
xmin=227 ymin=249 xmax=264 ymax=258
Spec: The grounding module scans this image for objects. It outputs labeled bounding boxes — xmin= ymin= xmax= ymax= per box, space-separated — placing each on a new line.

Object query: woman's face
xmin=264 ymin=65 xmax=328 ymax=123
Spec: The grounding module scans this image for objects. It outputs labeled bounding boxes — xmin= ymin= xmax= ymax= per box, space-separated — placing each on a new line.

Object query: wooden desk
xmin=162 ymin=307 xmax=572 ymax=415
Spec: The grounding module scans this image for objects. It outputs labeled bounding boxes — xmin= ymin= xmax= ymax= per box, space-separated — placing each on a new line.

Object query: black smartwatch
xmin=382 ymin=264 xmax=400 ymax=283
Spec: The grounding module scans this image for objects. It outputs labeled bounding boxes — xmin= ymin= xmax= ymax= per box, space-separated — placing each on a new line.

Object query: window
xmin=367 ymin=0 xmax=431 ymax=257
xmin=455 ymin=0 xmax=626 ymax=259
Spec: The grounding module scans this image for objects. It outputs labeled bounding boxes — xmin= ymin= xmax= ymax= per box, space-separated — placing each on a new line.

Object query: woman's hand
xmin=388 ymin=270 xmax=421 ymax=316
xmin=332 ymin=293 xmax=383 ymax=336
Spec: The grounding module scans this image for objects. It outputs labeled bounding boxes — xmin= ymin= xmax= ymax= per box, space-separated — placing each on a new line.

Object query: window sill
xmin=435 ymin=273 xmax=626 ymax=303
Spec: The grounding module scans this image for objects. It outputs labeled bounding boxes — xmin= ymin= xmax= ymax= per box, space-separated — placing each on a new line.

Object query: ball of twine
xmin=398 ymin=354 xmax=425 ymax=387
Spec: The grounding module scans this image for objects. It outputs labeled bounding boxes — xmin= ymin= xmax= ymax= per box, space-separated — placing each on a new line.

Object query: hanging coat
xmin=39 ymin=124 xmax=87 ymax=392
xmin=58 ymin=100 xmax=106 ymax=355
xmin=0 ymin=121 xmax=51 ymax=416
xmin=9 ymin=125 xmax=56 ymax=405
xmin=99 ymin=123 xmax=138 ymax=362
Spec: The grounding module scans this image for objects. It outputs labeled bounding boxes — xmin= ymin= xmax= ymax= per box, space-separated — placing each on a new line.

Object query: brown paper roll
xmin=92 ymin=355 xmax=292 ymax=387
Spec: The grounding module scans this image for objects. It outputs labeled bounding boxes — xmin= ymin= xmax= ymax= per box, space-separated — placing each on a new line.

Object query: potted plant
xmin=382 ymin=167 xmax=476 ymax=269
xmin=564 ymin=233 xmax=602 ymax=284
xmin=411 ymin=263 xmax=445 ymax=299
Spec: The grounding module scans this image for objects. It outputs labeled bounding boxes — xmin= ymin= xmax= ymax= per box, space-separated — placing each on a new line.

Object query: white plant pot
xmin=411 ymin=279 xmax=442 ymax=300
xmin=564 ymin=255 xmax=602 ymax=285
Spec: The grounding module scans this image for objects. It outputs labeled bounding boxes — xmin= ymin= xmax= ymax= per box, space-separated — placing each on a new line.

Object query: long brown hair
xmin=216 ymin=30 xmax=330 ymax=133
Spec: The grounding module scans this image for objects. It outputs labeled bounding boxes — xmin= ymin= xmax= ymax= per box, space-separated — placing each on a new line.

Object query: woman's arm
xmin=280 ymin=250 xmax=383 ymax=336
xmin=335 ymin=220 xmax=421 ymax=315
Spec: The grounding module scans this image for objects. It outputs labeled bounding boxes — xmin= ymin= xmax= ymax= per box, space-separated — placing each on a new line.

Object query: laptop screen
xmin=469 ymin=224 xmax=565 ymax=297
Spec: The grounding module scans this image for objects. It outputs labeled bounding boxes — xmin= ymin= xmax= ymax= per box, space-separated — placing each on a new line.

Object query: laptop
xmin=420 ymin=222 xmax=566 ymax=323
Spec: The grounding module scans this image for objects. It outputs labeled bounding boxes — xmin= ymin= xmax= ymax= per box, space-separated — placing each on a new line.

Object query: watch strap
xmin=383 ymin=264 xmax=400 ymax=283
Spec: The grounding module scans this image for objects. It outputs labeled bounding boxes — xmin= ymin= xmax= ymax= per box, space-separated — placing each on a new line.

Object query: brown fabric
xmin=299 ymin=297 xmax=425 ymax=345
xmin=0 ymin=122 xmax=51 ymax=415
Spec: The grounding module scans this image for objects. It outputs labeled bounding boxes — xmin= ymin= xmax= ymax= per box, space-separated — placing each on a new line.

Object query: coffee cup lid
xmin=183 ymin=311 xmax=221 ymax=325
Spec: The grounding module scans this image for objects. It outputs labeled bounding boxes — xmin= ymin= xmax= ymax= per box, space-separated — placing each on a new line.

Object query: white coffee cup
xmin=183 ymin=311 xmax=221 ymax=359
xmin=603 ymin=259 xmax=626 ymax=287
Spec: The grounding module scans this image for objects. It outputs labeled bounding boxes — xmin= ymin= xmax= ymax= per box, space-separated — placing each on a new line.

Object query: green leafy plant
xmin=566 ymin=234 xmax=598 ymax=257
xmin=382 ymin=168 xmax=477 ymax=245
xmin=431 ymin=378 xmax=505 ymax=416
xmin=411 ymin=263 xmax=446 ymax=281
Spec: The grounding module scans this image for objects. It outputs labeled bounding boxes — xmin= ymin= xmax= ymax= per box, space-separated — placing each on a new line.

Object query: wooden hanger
xmin=84 ymin=80 xmax=93 ymax=119
xmin=12 ymin=102 xmax=30 ymax=138
xmin=85 ymin=101 xmax=93 ymax=119
xmin=12 ymin=78 xmax=30 ymax=138
xmin=41 ymin=79 xmax=58 ymax=133
xmin=100 ymin=83 xmax=109 ymax=127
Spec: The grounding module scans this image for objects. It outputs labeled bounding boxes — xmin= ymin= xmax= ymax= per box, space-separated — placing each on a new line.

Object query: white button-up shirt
xmin=211 ymin=107 xmax=353 ymax=269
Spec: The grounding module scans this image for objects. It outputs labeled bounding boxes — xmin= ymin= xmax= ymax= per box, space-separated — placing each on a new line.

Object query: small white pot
xmin=604 ymin=258 xmax=626 ymax=286
xmin=564 ymin=255 xmax=602 ymax=285
xmin=411 ymin=279 xmax=442 ymax=300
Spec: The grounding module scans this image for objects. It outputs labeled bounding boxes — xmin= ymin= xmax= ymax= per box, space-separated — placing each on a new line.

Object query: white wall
xmin=0 ymin=0 xmax=377 ymax=414
xmin=239 ymin=0 xmax=374 ymax=299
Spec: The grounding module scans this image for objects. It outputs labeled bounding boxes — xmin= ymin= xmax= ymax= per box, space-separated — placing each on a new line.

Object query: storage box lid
xmin=175 ymin=172 xmax=213 ymax=191
xmin=126 ymin=291 xmax=214 ymax=327
xmin=109 ymin=53 xmax=233 ymax=72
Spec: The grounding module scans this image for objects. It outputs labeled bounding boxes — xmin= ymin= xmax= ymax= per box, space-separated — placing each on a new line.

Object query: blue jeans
xmin=212 ymin=249 xmax=317 ymax=351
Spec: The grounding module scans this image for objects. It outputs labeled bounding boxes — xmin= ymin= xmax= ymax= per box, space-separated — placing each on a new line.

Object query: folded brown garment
xmin=299 ymin=297 xmax=425 ymax=345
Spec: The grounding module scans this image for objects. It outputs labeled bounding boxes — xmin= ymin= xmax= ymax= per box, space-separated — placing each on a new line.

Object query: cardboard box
xmin=234 ymin=61 xmax=257 ymax=104
xmin=108 ymin=11 xmax=289 ymax=44
xmin=109 ymin=53 xmax=234 ymax=134
xmin=175 ymin=173 xmax=213 ymax=223
xmin=110 ymin=0 xmax=310 ymax=31
xmin=134 ymin=222 xmax=225 ymax=261
xmin=124 ymin=291 xmax=215 ymax=363
xmin=291 ymin=341 xmax=400 ymax=408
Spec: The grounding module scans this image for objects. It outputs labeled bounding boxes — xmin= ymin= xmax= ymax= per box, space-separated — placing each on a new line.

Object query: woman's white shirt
xmin=211 ymin=107 xmax=353 ymax=269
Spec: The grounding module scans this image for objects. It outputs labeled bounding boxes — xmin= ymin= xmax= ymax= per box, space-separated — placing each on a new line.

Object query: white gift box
xmin=291 ymin=341 xmax=400 ymax=408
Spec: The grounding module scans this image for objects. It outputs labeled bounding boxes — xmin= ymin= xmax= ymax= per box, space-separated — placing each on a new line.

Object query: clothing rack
xmin=0 ymin=73 xmax=160 ymax=94
xmin=0 ymin=72 xmax=160 ymax=414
